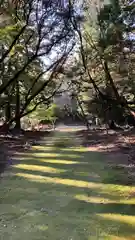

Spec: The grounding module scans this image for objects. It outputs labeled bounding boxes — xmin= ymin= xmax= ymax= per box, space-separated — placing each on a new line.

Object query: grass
xmin=0 ymin=131 xmax=135 ymax=239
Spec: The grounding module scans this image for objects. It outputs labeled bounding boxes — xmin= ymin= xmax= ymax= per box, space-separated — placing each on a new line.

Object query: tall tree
xmin=68 ymin=0 xmax=135 ymax=127
xmin=0 ymin=0 xmax=76 ymax=131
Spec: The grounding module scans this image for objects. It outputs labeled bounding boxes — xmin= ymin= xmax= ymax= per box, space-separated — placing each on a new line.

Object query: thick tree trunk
xmin=103 ymin=61 xmax=121 ymax=101
xmin=14 ymin=80 xmax=21 ymax=130
xmin=108 ymin=120 xmax=117 ymax=130
xmin=0 ymin=95 xmax=11 ymax=133
xmin=0 ymin=122 xmax=10 ymax=133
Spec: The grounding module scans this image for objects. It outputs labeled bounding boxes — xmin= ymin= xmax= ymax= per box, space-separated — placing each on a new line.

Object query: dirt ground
xmin=76 ymin=128 xmax=135 ymax=165
xmin=1 ymin=127 xmax=135 ymax=176
xmin=0 ymin=130 xmax=51 ymax=174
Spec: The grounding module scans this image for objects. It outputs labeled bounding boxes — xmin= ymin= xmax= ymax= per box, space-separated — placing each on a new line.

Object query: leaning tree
xmin=0 ymin=0 xmax=77 ymax=131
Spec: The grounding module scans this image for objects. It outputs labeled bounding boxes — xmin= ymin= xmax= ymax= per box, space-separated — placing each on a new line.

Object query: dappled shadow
xmin=76 ymin=128 xmax=135 ymax=169
xmin=1 ymin=130 xmax=51 ymax=152
xmin=1 ymin=130 xmax=135 ymax=239
xmin=0 ymin=130 xmax=51 ymax=175
xmin=77 ymin=128 xmax=135 ymax=149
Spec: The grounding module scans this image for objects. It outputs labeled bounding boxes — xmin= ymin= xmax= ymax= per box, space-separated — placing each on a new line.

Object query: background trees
xmin=1 ymin=0 xmax=135 ymax=131
xmin=66 ymin=0 xmax=135 ymax=128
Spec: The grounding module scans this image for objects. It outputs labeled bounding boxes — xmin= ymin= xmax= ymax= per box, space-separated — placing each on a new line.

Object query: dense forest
xmin=0 ymin=0 xmax=135 ymax=131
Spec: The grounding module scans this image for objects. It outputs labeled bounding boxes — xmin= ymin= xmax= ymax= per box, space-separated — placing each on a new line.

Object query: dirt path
xmin=0 ymin=130 xmax=135 ymax=239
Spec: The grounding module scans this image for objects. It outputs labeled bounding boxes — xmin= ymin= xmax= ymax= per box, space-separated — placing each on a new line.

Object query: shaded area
xmin=78 ymin=127 xmax=135 ymax=147
xmin=0 ymin=130 xmax=135 ymax=239
xmin=0 ymin=130 xmax=51 ymax=176
xmin=77 ymin=128 xmax=135 ymax=163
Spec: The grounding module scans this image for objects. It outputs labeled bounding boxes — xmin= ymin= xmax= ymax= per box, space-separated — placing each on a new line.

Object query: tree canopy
xmin=1 ymin=0 xmax=135 ymax=131
xmin=0 ymin=0 xmax=78 ymax=130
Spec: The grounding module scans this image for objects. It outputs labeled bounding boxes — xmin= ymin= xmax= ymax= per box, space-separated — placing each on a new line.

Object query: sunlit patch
xmin=63 ymin=147 xmax=88 ymax=152
xmin=105 ymin=235 xmax=135 ymax=240
xmin=32 ymin=146 xmax=53 ymax=151
xmin=14 ymin=172 xmax=135 ymax=194
xmin=34 ymin=152 xmax=62 ymax=157
xmin=33 ymin=152 xmax=79 ymax=158
xmin=39 ymin=159 xmax=84 ymax=165
xmin=120 ymin=198 xmax=135 ymax=205
xmin=36 ymin=225 xmax=48 ymax=231
xmin=74 ymin=194 xmax=135 ymax=205
xmin=34 ymin=152 xmax=61 ymax=157
xmin=13 ymin=164 xmax=66 ymax=173
xmin=74 ymin=194 xmax=117 ymax=204
xmin=15 ymin=151 xmax=79 ymax=159
xmin=15 ymin=152 xmax=61 ymax=157
xmin=14 ymin=172 xmax=104 ymax=187
xmin=97 ymin=213 xmax=135 ymax=226
xmin=13 ymin=156 xmax=84 ymax=165
xmin=56 ymin=128 xmax=84 ymax=132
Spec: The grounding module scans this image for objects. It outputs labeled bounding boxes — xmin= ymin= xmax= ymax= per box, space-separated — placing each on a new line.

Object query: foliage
xmin=66 ymin=0 xmax=135 ymax=127
xmin=21 ymin=103 xmax=58 ymax=128
xmin=88 ymin=92 xmax=126 ymax=124
xmin=0 ymin=0 xmax=77 ymax=130
xmin=1 ymin=0 xmax=135 ymax=129
xmin=36 ymin=103 xmax=58 ymax=123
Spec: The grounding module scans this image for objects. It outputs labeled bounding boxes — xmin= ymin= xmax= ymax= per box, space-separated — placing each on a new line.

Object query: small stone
xmin=40 ymin=208 xmax=48 ymax=213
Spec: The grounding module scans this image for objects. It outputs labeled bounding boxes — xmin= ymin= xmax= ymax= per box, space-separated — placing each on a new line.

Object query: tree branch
xmin=0 ymin=24 xmax=27 ymax=64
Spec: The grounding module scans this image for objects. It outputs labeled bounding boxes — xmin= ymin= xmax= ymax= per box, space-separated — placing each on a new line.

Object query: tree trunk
xmin=0 ymin=94 xmax=12 ymax=133
xmin=5 ymin=101 xmax=11 ymax=123
xmin=76 ymin=96 xmax=90 ymax=130
xmin=14 ymin=80 xmax=21 ymax=129
xmin=0 ymin=122 xmax=9 ymax=133
xmin=103 ymin=60 xmax=121 ymax=101
xmin=108 ymin=120 xmax=116 ymax=129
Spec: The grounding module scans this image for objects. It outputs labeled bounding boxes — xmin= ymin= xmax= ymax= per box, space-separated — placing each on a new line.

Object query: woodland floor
xmin=0 ymin=128 xmax=135 ymax=239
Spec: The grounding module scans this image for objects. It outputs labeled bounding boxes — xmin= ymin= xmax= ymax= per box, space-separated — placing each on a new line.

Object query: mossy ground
xmin=0 ymin=130 xmax=135 ymax=240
